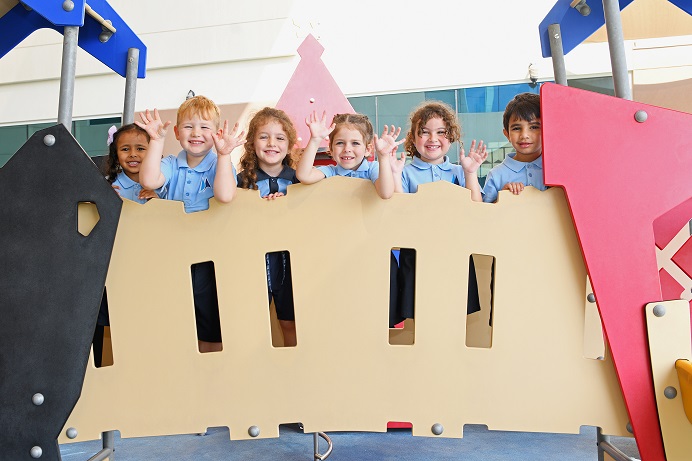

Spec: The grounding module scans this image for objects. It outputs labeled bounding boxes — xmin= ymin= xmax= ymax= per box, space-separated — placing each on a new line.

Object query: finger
xmin=393 ymin=126 xmax=402 ymax=139
xmin=469 ymin=139 xmax=477 ymax=152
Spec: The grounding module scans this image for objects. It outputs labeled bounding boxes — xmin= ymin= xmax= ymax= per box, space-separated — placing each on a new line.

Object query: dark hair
xmin=503 ymin=93 xmax=541 ymax=132
xmin=103 ymin=124 xmax=150 ymax=184
xmin=328 ymin=113 xmax=374 ymax=151
xmin=404 ymin=101 xmax=461 ymax=158
xmin=238 ymin=107 xmax=297 ymax=190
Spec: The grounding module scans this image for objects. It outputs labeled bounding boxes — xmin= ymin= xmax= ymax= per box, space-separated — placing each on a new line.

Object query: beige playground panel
xmin=62 ymin=180 xmax=631 ymax=444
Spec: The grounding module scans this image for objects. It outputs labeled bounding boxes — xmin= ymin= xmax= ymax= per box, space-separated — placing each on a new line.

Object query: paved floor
xmin=59 ymin=424 xmax=640 ymax=461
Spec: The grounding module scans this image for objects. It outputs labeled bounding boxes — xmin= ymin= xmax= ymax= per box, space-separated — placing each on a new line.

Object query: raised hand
xmin=459 ymin=139 xmax=488 ymax=174
xmin=135 ymin=109 xmax=171 ymax=141
xmin=213 ymin=120 xmax=246 ymax=156
xmin=305 ymin=111 xmax=335 ymax=141
xmin=374 ymin=125 xmax=404 ymax=157
xmin=390 ymin=151 xmax=406 ymax=175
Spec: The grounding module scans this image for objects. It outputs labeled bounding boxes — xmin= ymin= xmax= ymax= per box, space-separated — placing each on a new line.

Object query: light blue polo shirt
xmin=112 ymin=171 xmax=165 ymax=204
xmin=317 ymin=159 xmax=379 ymax=183
xmin=401 ymin=156 xmax=466 ymax=193
xmin=482 ymin=153 xmax=547 ymax=203
xmin=160 ymin=150 xmax=237 ymax=213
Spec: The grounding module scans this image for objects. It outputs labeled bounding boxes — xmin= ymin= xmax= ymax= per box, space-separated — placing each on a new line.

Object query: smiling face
xmin=413 ymin=117 xmax=451 ymax=165
xmin=330 ymin=126 xmax=372 ymax=171
xmin=253 ymin=121 xmax=289 ymax=174
xmin=116 ymin=130 xmax=149 ymax=181
xmin=174 ymin=114 xmax=219 ymax=167
xmin=503 ymin=115 xmax=542 ymax=162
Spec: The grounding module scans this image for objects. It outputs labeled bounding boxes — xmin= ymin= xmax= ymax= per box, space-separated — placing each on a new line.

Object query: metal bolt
xmin=587 ymin=293 xmax=595 ymax=303
xmin=43 ymin=135 xmax=55 ymax=147
xmin=66 ymin=427 xmax=78 ymax=439
xmin=248 ymin=426 xmax=260 ymax=437
xmin=653 ymin=304 xmax=666 ymax=317
xmin=309 ymin=98 xmax=315 ymax=103
xmin=626 ymin=422 xmax=633 ymax=433
xmin=32 ymin=393 xmax=44 ymax=406
xmin=553 ymin=33 xmax=560 ymax=39
xmin=664 ymin=386 xmax=678 ymax=399
xmin=62 ymin=0 xmax=74 ymax=12
xmin=634 ymin=110 xmax=648 ymax=123
xmin=431 ymin=423 xmax=444 ymax=435
xmin=30 ymin=446 xmax=42 ymax=458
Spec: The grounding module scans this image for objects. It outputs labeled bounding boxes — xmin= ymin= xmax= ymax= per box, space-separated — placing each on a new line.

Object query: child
xmin=296 ymin=111 xmax=404 ymax=199
xmin=103 ymin=124 xmax=164 ymax=203
xmin=396 ymin=101 xmax=488 ymax=322
xmin=137 ymin=95 xmax=246 ymax=353
xmin=297 ymin=111 xmax=405 ymax=327
xmin=482 ymin=93 xmax=546 ymax=203
xmin=236 ymin=107 xmax=300 ymax=346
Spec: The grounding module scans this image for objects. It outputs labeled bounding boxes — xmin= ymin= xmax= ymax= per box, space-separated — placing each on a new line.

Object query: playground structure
xmin=0 ymin=1 xmax=691 ymax=461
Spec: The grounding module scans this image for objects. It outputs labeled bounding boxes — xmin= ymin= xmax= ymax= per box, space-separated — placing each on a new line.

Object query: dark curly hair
xmin=404 ymin=101 xmax=461 ymax=158
xmin=238 ymin=107 xmax=297 ymax=190
xmin=103 ymin=124 xmax=150 ymax=184
xmin=502 ymin=93 xmax=540 ymax=132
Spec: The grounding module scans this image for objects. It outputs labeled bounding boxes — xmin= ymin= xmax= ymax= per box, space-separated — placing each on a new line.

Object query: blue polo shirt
xmin=160 ymin=150 xmax=237 ymax=213
xmin=317 ymin=159 xmax=379 ymax=183
xmin=482 ymin=153 xmax=547 ymax=203
xmin=401 ymin=156 xmax=466 ymax=193
xmin=237 ymin=166 xmax=299 ymax=197
xmin=112 ymin=171 xmax=165 ymax=204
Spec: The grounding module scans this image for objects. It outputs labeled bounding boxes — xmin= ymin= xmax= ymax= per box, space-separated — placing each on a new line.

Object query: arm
xmin=135 ymin=109 xmax=170 ymax=190
xmin=373 ymin=125 xmax=404 ymax=199
xmin=212 ymin=120 xmax=246 ymax=203
xmin=295 ymin=111 xmax=334 ymax=184
xmin=459 ymin=139 xmax=488 ymax=202
xmin=390 ymin=150 xmax=406 ymax=194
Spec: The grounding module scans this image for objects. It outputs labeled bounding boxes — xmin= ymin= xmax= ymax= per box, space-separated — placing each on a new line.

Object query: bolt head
xmin=431 ymin=423 xmax=444 ymax=435
xmin=653 ymin=304 xmax=666 ymax=317
xmin=32 ymin=393 xmax=44 ymax=406
xmin=553 ymin=33 xmax=560 ymax=39
xmin=30 ymin=446 xmax=42 ymax=458
xmin=309 ymin=98 xmax=315 ymax=103
xmin=248 ymin=426 xmax=260 ymax=437
xmin=587 ymin=293 xmax=596 ymax=303
xmin=62 ymin=0 xmax=74 ymax=12
xmin=634 ymin=110 xmax=648 ymax=123
xmin=66 ymin=427 xmax=78 ymax=439
xmin=43 ymin=134 xmax=55 ymax=147
xmin=626 ymin=422 xmax=633 ymax=433
xmin=664 ymin=386 xmax=678 ymax=399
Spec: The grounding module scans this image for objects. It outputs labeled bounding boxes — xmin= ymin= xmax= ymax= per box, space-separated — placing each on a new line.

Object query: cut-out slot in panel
xmin=465 ymin=254 xmax=494 ymax=349
xmin=389 ymin=248 xmax=416 ymax=345
xmin=190 ymin=261 xmax=223 ymax=353
xmin=77 ymin=201 xmax=100 ymax=237
xmin=266 ymin=251 xmax=297 ymax=347
xmin=92 ymin=288 xmax=114 ymax=367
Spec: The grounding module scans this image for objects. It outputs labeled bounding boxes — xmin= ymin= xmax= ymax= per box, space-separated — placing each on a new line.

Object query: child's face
xmin=174 ymin=114 xmax=219 ymax=164
xmin=503 ymin=115 xmax=542 ymax=162
xmin=116 ymin=131 xmax=149 ymax=180
xmin=330 ymin=127 xmax=372 ymax=171
xmin=414 ymin=117 xmax=451 ymax=165
xmin=254 ymin=121 xmax=289 ymax=171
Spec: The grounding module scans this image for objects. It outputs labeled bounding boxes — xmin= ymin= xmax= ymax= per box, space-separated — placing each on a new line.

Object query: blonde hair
xmin=176 ymin=95 xmax=220 ymax=128
xmin=404 ymin=101 xmax=461 ymax=158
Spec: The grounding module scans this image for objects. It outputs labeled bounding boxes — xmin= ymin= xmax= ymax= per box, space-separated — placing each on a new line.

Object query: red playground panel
xmin=542 ymin=83 xmax=692 ymax=461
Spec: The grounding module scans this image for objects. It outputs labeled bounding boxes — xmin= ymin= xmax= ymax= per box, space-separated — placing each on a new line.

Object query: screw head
xmin=248 ymin=426 xmax=260 ymax=437
xmin=634 ymin=110 xmax=648 ymax=123
xmin=553 ymin=33 xmax=560 ymax=39
xmin=32 ymin=393 xmax=44 ymax=406
xmin=431 ymin=423 xmax=444 ymax=435
xmin=66 ymin=427 xmax=78 ymax=439
xmin=664 ymin=386 xmax=678 ymax=399
xmin=309 ymin=98 xmax=315 ymax=103
xmin=587 ymin=293 xmax=596 ymax=303
xmin=62 ymin=0 xmax=74 ymax=12
xmin=626 ymin=422 xmax=633 ymax=433
xmin=43 ymin=134 xmax=55 ymax=146
xmin=653 ymin=304 xmax=666 ymax=317
xmin=30 ymin=446 xmax=42 ymax=458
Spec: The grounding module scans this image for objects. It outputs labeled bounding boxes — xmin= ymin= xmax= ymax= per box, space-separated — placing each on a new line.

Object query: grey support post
xmin=548 ymin=24 xmax=568 ymax=86
xmin=57 ymin=26 xmax=79 ymax=131
xmin=602 ymin=0 xmax=633 ymax=100
xmin=122 ymin=48 xmax=139 ymax=125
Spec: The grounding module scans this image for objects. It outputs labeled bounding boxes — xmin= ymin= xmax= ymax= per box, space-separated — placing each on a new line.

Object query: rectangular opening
xmin=389 ymin=248 xmax=416 ymax=345
xmin=465 ymin=254 xmax=495 ymax=348
xmin=266 ymin=251 xmax=297 ymax=348
xmin=92 ymin=287 xmax=114 ymax=367
xmin=190 ymin=261 xmax=223 ymax=353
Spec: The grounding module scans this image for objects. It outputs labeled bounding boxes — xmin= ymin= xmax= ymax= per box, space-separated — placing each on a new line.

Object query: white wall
xmin=0 ymin=0 xmax=690 ymax=126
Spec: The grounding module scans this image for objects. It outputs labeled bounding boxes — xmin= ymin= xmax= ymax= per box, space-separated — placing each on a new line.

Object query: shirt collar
xmin=256 ymin=166 xmax=296 ymax=182
xmin=176 ymin=149 xmax=216 ymax=172
xmin=334 ymin=158 xmax=371 ymax=176
xmin=411 ymin=155 xmax=452 ymax=171
xmin=116 ymin=172 xmax=138 ymax=188
xmin=504 ymin=152 xmax=543 ymax=173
